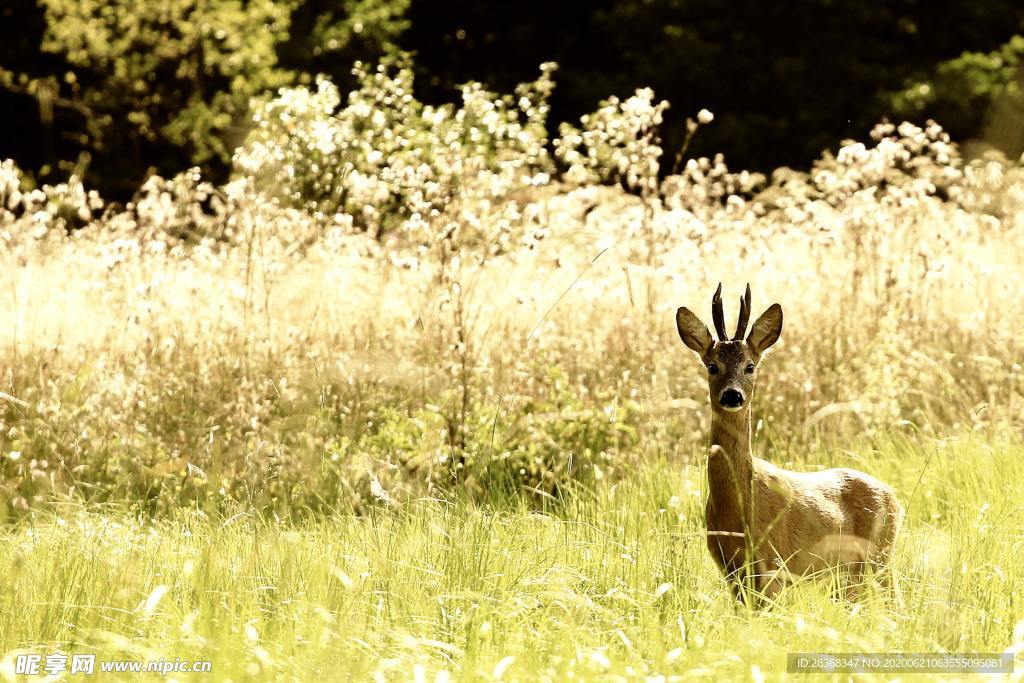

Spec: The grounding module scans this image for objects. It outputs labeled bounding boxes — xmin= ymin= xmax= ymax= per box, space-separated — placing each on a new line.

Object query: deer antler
xmin=733 ymin=283 xmax=752 ymax=340
xmin=711 ymin=283 xmax=728 ymax=341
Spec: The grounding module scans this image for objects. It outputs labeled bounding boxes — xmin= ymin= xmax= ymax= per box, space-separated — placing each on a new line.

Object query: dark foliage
xmin=401 ymin=0 xmax=1024 ymax=172
xmin=1 ymin=0 xmax=1022 ymax=199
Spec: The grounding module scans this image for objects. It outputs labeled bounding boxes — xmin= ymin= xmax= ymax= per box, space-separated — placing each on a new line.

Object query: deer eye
xmin=708 ymin=363 xmax=720 ymax=375
xmin=745 ymin=363 xmax=756 ymax=374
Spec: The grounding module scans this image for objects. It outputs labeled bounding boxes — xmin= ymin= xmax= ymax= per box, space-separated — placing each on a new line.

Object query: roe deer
xmin=675 ymin=284 xmax=903 ymax=602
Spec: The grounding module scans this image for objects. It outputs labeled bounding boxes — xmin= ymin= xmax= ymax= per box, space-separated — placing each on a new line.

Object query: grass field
xmin=3 ymin=119 xmax=1024 ymax=679
xmin=1 ymin=435 xmax=1023 ymax=680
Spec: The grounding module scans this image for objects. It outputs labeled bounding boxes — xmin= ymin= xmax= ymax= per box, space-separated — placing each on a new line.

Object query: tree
xmin=890 ymin=35 xmax=1024 ymax=159
xmin=0 ymin=0 xmax=409 ymax=199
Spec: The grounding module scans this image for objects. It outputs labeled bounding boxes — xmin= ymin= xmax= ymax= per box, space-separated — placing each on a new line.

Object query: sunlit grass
xmin=1 ymin=434 xmax=1022 ymax=680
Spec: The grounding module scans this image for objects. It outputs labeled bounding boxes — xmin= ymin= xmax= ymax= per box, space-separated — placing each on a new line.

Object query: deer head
xmin=675 ymin=284 xmax=783 ymax=412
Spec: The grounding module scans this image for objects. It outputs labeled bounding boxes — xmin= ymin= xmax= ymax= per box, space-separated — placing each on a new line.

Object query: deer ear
xmin=746 ymin=304 xmax=783 ymax=356
xmin=676 ymin=307 xmax=713 ymax=356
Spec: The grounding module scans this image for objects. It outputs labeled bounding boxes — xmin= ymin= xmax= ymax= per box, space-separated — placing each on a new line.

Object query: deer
xmin=675 ymin=284 xmax=903 ymax=603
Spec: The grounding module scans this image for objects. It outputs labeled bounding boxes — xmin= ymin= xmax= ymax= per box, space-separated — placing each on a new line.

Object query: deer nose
xmin=719 ymin=389 xmax=745 ymax=409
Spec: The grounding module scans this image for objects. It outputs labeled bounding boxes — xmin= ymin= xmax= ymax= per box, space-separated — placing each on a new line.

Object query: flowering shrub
xmin=132 ymin=168 xmax=229 ymax=244
xmin=555 ymin=88 xmax=669 ymax=195
xmin=0 ymin=160 xmax=103 ymax=247
xmin=660 ymin=154 xmax=766 ymax=220
xmin=236 ymin=57 xmax=556 ymax=250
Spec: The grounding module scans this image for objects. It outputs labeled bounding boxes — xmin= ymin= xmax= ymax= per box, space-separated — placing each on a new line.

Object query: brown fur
xmin=677 ymin=287 xmax=904 ymax=601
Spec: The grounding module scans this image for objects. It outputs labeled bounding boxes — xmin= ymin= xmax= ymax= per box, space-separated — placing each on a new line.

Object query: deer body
xmin=676 ymin=285 xmax=903 ymax=599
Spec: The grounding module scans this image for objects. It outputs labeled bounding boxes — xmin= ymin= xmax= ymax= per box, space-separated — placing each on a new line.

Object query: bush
xmin=890 ymin=34 xmax=1024 ymax=159
xmin=237 ymin=57 xmax=556 ymax=246
xmin=0 ymin=0 xmax=410 ymax=197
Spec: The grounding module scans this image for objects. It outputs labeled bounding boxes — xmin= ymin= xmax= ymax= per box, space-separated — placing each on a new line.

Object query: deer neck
xmin=707 ymin=405 xmax=754 ymax=522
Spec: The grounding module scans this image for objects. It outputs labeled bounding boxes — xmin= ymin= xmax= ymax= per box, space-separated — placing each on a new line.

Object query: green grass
xmin=3 ymin=435 xmax=1022 ymax=681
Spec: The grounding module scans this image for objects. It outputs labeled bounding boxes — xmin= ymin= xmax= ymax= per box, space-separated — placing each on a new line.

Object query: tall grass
xmin=2 ymin=179 xmax=1023 ymax=513
xmin=1 ymin=436 xmax=1022 ymax=680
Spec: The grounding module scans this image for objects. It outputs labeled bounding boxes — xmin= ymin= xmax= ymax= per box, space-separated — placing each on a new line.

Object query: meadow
xmin=2 ymin=65 xmax=1024 ymax=679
